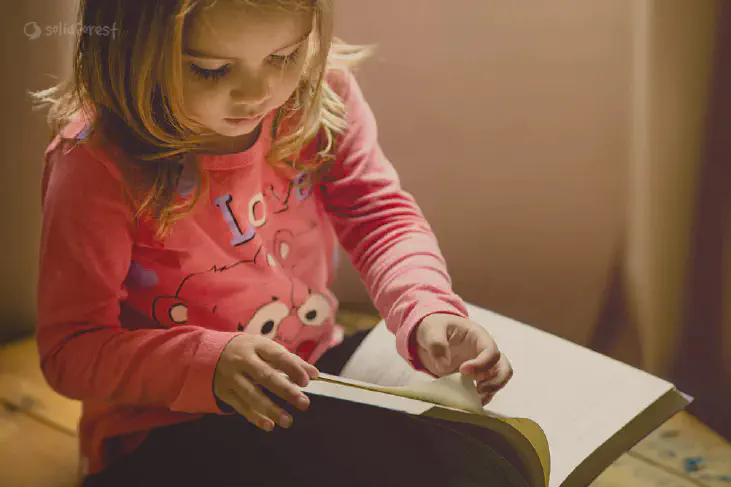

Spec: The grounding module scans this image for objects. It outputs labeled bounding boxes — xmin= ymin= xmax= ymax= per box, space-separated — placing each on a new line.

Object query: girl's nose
xmin=230 ymin=70 xmax=271 ymax=106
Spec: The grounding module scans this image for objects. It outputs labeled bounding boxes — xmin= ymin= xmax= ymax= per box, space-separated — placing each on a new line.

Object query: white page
xmin=303 ymin=373 xmax=433 ymax=415
xmin=314 ymin=371 xmax=487 ymax=414
xmin=340 ymin=303 xmax=685 ymax=487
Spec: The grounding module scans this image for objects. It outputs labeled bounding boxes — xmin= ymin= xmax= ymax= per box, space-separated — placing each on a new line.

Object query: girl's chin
xmin=213 ymin=113 xmax=268 ymax=137
xmin=198 ymin=121 xmax=265 ymax=153
xmin=216 ymin=122 xmax=259 ymax=137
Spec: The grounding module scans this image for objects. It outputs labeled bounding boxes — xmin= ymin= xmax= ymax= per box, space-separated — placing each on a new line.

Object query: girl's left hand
xmin=414 ymin=313 xmax=513 ymax=405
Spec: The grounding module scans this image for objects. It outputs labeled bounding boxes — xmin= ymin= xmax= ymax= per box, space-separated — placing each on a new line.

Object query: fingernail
xmin=297 ymin=395 xmax=310 ymax=410
xmin=478 ymin=384 xmax=497 ymax=394
xmin=262 ymin=421 xmax=274 ymax=432
xmin=280 ymin=414 xmax=293 ymax=428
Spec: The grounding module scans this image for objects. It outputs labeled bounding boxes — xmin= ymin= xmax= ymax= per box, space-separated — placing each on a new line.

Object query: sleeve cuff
xmin=170 ymin=330 xmax=242 ymax=414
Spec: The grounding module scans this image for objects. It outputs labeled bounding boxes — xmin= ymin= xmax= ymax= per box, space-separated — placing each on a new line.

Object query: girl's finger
xmin=217 ymin=389 xmax=274 ymax=432
xmin=476 ymin=356 xmax=513 ymax=393
xmin=257 ymin=344 xmax=316 ymax=387
xmin=474 ymin=368 xmax=498 ymax=382
xmin=246 ymin=355 xmax=311 ymax=411
xmin=460 ymin=348 xmax=501 ymax=376
xmin=233 ymin=373 xmax=293 ymax=429
xmin=303 ymin=362 xmax=320 ymax=380
xmin=420 ymin=320 xmax=451 ymax=371
xmin=477 ymin=381 xmax=505 ymax=395
xmin=480 ymin=391 xmax=495 ymax=406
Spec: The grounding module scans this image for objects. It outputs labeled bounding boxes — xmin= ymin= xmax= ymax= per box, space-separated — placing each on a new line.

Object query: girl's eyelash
xmin=268 ymin=47 xmax=302 ymax=67
xmin=189 ymin=64 xmax=231 ymax=81
xmin=188 ymin=45 xmax=302 ymax=81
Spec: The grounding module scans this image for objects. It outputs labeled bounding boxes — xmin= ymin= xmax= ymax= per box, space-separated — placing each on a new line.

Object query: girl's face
xmin=182 ymin=2 xmax=313 ymax=141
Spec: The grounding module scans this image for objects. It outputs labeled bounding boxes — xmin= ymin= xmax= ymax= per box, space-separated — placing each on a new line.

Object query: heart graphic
xmin=126 ymin=261 xmax=159 ymax=288
xmin=176 ymin=164 xmax=196 ymax=197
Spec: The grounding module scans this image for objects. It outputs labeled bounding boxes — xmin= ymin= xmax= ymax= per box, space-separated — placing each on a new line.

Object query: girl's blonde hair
xmin=32 ymin=0 xmax=371 ymax=238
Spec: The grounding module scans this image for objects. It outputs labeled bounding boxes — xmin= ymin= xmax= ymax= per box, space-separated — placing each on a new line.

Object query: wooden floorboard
xmin=0 ymin=400 xmax=79 ymax=487
xmin=2 ymin=315 xmax=730 ymax=487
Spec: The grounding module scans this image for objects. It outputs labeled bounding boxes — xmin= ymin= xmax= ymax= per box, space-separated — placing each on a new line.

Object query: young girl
xmin=34 ymin=0 xmax=513 ymax=485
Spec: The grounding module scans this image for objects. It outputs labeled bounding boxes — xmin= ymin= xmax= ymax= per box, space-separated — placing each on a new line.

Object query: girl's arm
xmin=36 ymin=142 xmax=233 ymax=413
xmin=319 ymin=72 xmax=469 ymax=366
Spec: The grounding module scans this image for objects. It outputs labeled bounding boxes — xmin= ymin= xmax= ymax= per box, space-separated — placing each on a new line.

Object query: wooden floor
xmin=1 ymin=338 xmax=81 ymax=487
xmin=2 ymin=313 xmax=730 ymax=487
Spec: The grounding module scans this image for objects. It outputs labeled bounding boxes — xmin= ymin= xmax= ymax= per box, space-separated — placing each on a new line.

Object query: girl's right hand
xmin=213 ymin=334 xmax=319 ymax=432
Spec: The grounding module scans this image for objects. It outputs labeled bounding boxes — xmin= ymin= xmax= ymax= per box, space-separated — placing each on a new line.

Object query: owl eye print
xmin=296 ymin=293 xmax=331 ymax=327
xmin=238 ymin=298 xmax=289 ymax=338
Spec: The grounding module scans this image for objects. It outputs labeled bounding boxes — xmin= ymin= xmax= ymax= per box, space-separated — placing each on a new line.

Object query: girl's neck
xmin=199 ymin=123 xmax=263 ymax=155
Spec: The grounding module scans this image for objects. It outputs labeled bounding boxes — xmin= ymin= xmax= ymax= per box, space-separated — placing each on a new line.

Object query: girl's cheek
xmin=181 ymin=85 xmax=202 ymax=117
xmin=184 ymin=81 xmax=224 ymax=108
xmin=180 ymin=98 xmax=211 ymax=128
xmin=278 ymin=69 xmax=305 ymax=97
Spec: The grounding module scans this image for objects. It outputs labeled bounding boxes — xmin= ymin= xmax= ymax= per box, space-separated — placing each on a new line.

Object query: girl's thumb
xmin=424 ymin=328 xmax=451 ymax=371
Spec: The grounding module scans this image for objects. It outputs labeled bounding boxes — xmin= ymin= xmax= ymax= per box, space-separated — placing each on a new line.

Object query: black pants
xmin=82 ymin=332 xmax=516 ymax=487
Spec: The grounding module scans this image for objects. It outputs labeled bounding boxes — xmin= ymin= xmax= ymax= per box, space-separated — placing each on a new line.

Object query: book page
xmin=304 ymin=373 xmax=546 ymax=487
xmin=340 ymin=303 xmax=688 ymax=487
xmin=341 ymin=322 xmax=433 ymax=388
xmin=303 ymin=375 xmax=434 ymax=415
xmin=302 ymin=385 xmax=533 ymax=487
xmin=316 ymin=372 xmax=486 ymax=414
xmin=426 ymin=407 xmax=551 ymax=487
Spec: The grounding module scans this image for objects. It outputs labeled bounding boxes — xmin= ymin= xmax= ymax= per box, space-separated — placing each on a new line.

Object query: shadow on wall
xmin=677 ymin=0 xmax=731 ymax=441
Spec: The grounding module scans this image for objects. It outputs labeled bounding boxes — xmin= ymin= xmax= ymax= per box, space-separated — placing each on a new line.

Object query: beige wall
xmin=333 ymin=0 xmax=632 ymax=345
xmin=0 ymin=2 xmax=75 ymax=342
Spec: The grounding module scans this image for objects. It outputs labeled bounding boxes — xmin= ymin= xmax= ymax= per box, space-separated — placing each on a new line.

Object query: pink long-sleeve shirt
xmin=36 ymin=72 xmax=468 ymax=475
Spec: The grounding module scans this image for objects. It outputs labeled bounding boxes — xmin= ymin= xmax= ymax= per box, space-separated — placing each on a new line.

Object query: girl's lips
xmin=224 ymin=113 xmax=265 ymax=125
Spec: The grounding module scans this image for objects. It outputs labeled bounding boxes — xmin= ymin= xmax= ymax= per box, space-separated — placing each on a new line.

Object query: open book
xmin=303 ymin=303 xmax=691 ymax=487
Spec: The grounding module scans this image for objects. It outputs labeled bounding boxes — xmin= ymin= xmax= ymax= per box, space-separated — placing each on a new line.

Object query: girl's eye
xmin=189 ymin=63 xmax=231 ymax=81
xmin=268 ymin=47 xmax=302 ymax=68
